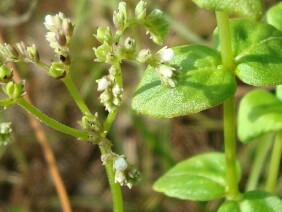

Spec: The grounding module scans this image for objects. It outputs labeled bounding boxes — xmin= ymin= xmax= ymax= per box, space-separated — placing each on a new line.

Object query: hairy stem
xmin=265 ymin=131 xmax=282 ymax=193
xmin=216 ymin=11 xmax=240 ymax=199
xmin=16 ymin=97 xmax=88 ymax=140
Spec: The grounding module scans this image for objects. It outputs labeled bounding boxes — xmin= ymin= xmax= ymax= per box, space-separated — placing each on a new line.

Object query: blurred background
xmin=0 ymin=0 xmax=281 ymax=211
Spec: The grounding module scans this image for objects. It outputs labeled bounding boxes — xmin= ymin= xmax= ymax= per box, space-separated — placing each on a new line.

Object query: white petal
xmin=158 ymin=47 xmax=174 ymax=62
xmin=158 ymin=65 xmax=173 ymax=78
xmin=97 ymin=77 xmax=109 ymax=91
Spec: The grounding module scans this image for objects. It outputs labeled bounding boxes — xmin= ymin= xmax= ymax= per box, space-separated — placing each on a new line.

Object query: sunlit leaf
xmin=238 ymin=89 xmax=282 ymax=142
xmin=214 ymin=19 xmax=282 ymax=86
xmin=218 ymin=191 xmax=282 ymax=212
xmin=192 ymin=0 xmax=263 ymax=20
xmin=153 ymin=152 xmax=241 ymax=201
xmin=267 ymin=2 xmax=282 ymax=31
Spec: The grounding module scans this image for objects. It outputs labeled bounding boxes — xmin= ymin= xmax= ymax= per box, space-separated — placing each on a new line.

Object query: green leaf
xmin=143 ymin=9 xmax=169 ymax=45
xmin=132 ymin=45 xmax=236 ymax=118
xmin=218 ymin=191 xmax=282 ymax=212
xmin=214 ymin=19 xmax=282 ymax=86
xmin=276 ymin=85 xmax=282 ymax=102
xmin=153 ymin=152 xmax=241 ymax=201
xmin=238 ymin=89 xmax=282 ymax=142
xmin=267 ymin=2 xmax=282 ymax=31
xmin=192 ymin=0 xmax=263 ymax=20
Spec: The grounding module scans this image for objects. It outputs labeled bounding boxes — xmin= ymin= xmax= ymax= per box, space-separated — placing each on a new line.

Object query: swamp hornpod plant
xmin=0 ymin=0 xmax=281 ymax=211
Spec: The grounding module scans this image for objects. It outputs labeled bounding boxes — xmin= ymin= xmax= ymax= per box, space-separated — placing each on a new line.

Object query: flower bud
xmin=0 ymin=65 xmax=13 ymax=83
xmin=26 ymin=44 xmax=40 ymax=63
xmin=96 ymin=77 xmax=110 ymax=91
xmin=93 ymin=43 xmax=111 ymax=62
xmin=55 ymin=31 xmax=67 ymax=46
xmin=123 ymin=37 xmax=136 ymax=53
xmin=113 ymin=157 xmax=128 ymax=171
xmin=137 ymin=49 xmax=152 ymax=63
xmin=0 ymin=122 xmax=12 ymax=146
xmin=157 ymin=47 xmax=174 ymax=63
xmin=95 ymin=27 xmax=112 ymax=44
xmin=113 ymin=2 xmax=128 ymax=29
xmin=135 ymin=0 xmax=147 ymax=19
xmin=49 ymin=62 xmax=66 ymax=79
xmin=62 ymin=19 xmax=74 ymax=37
xmin=3 ymin=81 xmax=25 ymax=99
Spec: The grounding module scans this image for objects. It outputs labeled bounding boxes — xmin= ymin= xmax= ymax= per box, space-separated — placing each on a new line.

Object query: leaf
xmin=276 ymin=85 xmax=282 ymax=102
xmin=131 ymin=45 xmax=236 ymax=118
xmin=238 ymin=89 xmax=282 ymax=142
xmin=192 ymin=0 xmax=263 ymax=20
xmin=214 ymin=19 xmax=282 ymax=86
xmin=143 ymin=9 xmax=169 ymax=45
xmin=267 ymin=2 xmax=282 ymax=31
xmin=153 ymin=152 xmax=241 ymax=201
xmin=218 ymin=191 xmax=282 ymax=212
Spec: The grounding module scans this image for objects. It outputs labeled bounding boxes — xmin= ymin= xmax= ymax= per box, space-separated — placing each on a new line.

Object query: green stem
xmin=216 ymin=11 xmax=240 ymax=199
xmin=246 ymin=134 xmax=272 ymax=191
xmin=265 ymin=131 xmax=282 ymax=193
xmin=62 ymin=74 xmax=91 ymax=114
xmin=16 ymin=97 xmax=88 ymax=140
xmin=215 ymin=11 xmax=234 ymax=71
xmin=99 ymin=146 xmax=123 ymax=212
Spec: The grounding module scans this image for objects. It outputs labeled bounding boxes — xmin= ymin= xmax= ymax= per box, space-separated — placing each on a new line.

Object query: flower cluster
xmin=137 ymin=47 xmax=178 ymax=87
xmin=96 ymin=75 xmax=123 ymax=112
xmin=44 ymin=12 xmax=74 ymax=63
xmin=0 ymin=42 xmax=39 ymax=64
xmin=80 ymin=113 xmax=105 ymax=144
xmin=112 ymin=156 xmax=141 ymax=188
xmin=0 ymin=65 xmax=25 ymax=99
xmin=0 ymin=122 xmax=12 ymax=146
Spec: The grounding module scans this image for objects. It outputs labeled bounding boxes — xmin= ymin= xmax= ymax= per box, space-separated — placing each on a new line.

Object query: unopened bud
xmin=49 ymin=62 xmax=66 ymax=79
xmin=3 ymin=81 xmax=25 ymax=99
xmin=113 ymin=157 xmax=128 ymax=171
xmin=137 ymin=49 xmax=152 ymax=63
xmin=135 ymin=0 xmax=147 ymax=19
xmin=95 ymin=27 xmax=112 ymax=44
xmin=26 ymin=44 xmax=40 ymax=63
xmin=0 ymin=65 xmax=13 ymax=83
xmin=62 ymin=19 xmax=74 ymax=37
xmin=56 ymin=31 xmax=67 ymax=46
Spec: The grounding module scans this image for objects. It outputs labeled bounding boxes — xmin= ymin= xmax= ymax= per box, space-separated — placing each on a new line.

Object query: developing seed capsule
xmin=3 ymin=81 xmax=25 ymax=99
xmin=48 ymin=62 xmax=66 ymax=79
xmin=0 ymin=65 xmax=13 ymax=83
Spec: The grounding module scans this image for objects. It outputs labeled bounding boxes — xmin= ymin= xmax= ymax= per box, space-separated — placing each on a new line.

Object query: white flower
xmin=96 ymin=77 xmax=110 ymax=91
xmin=112 ymin=84 xmax=122 ymax=96
xmin=158 ymin=47 xmax=174 ymax=63
xmin=113 ymin=157 xmax=128 ymax=171
xmin=157 ymin=64 xmax=174 ymax=78
xmin=114 ymin=171 xmax=126 ymax=185
xmin=44 ymin=15 xmax=53 ymax=25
